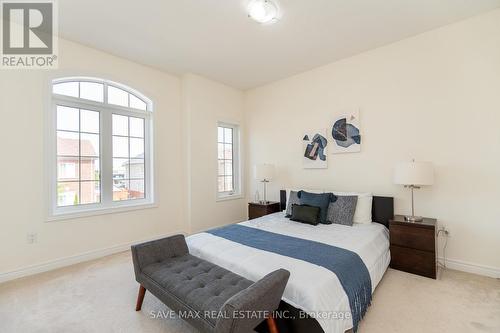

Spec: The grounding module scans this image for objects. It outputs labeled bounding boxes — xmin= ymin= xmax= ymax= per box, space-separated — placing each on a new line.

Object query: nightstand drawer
xmin=248 ymin=202 xmax=280 ymax=220
xmin=390 ymin=224 xmax=435 ymax=252
xmin=249 ymin=206 xmax=269 ymax=219
xmin=390 ymin=245 xmax=436 ymax=279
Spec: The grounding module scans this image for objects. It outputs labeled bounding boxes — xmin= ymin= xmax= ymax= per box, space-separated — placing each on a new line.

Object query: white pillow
xmin=284 ymin=188 xmax=323 ymax=210
xmin=327 ymin=190 xmax=373 ymax=224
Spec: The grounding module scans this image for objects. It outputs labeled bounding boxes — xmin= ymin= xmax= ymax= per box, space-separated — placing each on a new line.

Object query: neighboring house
xmin=57 ymin=137 xmax=145 ymax=203
xmin=112 ymin=185 xmax=130 ymax=201
xmin=112 ymin=153 xmax=145 ymax=201
xmin=122 ymin=153 xmax=145 ymax=199
xmin=57 ymin=137 xmax=100 ymax=206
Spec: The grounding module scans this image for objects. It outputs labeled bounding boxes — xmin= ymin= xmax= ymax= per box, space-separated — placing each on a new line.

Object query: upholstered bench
xmin=131 ymin=234 xmax=290 ymax=333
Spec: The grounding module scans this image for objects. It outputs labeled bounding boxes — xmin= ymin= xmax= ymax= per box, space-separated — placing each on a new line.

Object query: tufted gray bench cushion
xmin=142 ymin=254 xmax=253 ymax=327
xmin=132 ymin=234 xmax=289 ymax=333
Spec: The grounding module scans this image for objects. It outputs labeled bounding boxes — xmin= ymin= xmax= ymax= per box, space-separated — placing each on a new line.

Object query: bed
xmin=186 ymin=191 xmax=393 ymax=333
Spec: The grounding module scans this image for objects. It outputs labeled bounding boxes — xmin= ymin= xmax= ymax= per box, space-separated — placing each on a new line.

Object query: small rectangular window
xmin=217 ymin=123 xmax=240 ymax=199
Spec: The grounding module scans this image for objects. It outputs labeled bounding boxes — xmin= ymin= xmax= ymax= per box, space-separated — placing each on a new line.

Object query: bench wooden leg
xmin=267 ymin=316 xmax=279 ymax=333
xmin=135 ymin=285 xmax=146 ymax=311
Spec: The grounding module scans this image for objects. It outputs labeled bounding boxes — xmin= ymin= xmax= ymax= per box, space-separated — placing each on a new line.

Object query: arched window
xmin=49 ymin=77 xmax=154 ymax=219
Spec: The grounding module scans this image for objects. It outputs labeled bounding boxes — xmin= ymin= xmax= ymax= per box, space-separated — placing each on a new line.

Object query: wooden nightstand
xmin=248 ymin=202 xmax=281 ymax=220
xmin=389 ymin=215 xmax=437 ymax=279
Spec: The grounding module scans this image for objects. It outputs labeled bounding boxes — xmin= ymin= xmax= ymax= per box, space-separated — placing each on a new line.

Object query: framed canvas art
xmin=303 ymin=129 xmax=328 ymax=169
xmin=331 ymin=110 xmax=361 ymax=154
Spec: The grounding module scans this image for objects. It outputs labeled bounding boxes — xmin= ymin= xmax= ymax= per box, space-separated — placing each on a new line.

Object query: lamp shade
xmin=394 ymin=161 xmax=434 ymax=186
xmin=254 ymin=164 xmax=275 ymax=181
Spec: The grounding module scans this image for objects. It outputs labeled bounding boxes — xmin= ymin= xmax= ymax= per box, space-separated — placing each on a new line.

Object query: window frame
xmin=47 ymin=77 xmax=155 ymax=221
xmin=216 ymin=122 xmax=242 ymax=201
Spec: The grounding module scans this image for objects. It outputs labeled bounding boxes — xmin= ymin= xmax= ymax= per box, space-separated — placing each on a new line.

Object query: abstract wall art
xmin=303 ymin=129 xmax=328 ymax=169
xmin=331 ymin=110 xmax=362 ymax=154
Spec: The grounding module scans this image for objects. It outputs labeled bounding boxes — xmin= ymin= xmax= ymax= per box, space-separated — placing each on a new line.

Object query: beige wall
xmin=2 ymin=9 xmax=499 ymax=279
xmin=0 ymin=42 xmax=247 ymax=279
xmin=244 ymin=10 xmax=500 ymax=272
xmin=0 ymin=39 xmax=186 ymax=275
xmin=182 ymin=74 xmax=247 ymax=233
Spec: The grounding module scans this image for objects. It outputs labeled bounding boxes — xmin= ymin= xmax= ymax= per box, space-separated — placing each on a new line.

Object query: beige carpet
xmin=1 ymin=251 xmax=499 ymax=333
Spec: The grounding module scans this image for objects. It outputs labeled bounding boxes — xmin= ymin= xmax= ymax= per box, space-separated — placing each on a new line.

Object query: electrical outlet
xmin=26 ymin=233 xmax=37 ymax=244
xmin=437 ymin=226 xmax=450 ymax=237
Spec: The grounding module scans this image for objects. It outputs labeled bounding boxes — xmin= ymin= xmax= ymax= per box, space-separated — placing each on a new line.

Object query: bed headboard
xmin=279 ymin=190 xmax=394 ymax=228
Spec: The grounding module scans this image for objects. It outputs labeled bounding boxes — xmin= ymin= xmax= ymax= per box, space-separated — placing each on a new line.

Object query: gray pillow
xmin=326 ymin=195 xmax=358 ymax=226
xmin=285 ymin=191 xmax=300 ymax=217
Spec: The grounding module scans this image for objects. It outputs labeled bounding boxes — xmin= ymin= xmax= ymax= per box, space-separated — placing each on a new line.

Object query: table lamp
xmin=394 ymin=160 xmax=434 ymax=222
xmin=254 ymin=164 xmax=275 ymax=204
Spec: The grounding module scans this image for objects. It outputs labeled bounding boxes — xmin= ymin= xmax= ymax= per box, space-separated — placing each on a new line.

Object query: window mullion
xmin=101 ymin=110 xmax=113 ymax=204
xmin=103 ymin=82 xmax=108 ymax=106
xmin=78 ymin=109 xmax=82 ymax=204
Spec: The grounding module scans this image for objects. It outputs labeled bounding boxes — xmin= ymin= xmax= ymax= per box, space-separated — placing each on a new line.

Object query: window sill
xmin=216 ymin=194 xmax=244 ymax=202
xmin=46 ymin=201 xmax=158 ymax=222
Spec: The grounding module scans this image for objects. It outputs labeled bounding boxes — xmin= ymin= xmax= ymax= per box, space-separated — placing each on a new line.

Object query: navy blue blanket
xmin=206 ymin=224 xmax=371 ymax=332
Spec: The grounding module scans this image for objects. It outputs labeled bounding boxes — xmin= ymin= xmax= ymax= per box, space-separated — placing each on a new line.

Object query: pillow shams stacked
xmin=298 ymin=191 xmax=336 ymax=224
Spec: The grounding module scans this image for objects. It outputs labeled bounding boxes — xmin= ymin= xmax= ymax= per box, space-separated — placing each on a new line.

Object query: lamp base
xmin=404 ymin=215 xmax=424 ymax=222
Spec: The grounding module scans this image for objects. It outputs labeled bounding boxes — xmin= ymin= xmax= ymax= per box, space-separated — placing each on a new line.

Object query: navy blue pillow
xmin=298 ymin=191 xmax=337 ymax=224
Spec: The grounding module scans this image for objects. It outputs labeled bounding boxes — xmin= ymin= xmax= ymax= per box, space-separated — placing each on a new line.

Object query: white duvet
xmin=186 ymin=212 xmax=390 ymax=333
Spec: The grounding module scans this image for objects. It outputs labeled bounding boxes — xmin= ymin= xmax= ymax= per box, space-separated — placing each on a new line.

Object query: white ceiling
xmin=59 ymin=0 xmax=500 ymax=89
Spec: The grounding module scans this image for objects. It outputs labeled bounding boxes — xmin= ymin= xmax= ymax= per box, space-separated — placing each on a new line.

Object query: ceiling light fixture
xmin=247 ymin=0 xmax=279 ymax=24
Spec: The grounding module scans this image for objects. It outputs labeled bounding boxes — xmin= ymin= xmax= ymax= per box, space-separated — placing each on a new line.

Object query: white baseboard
xmin=438 ymin=257 xmax=500 ymax=278
xmin=0 ymin=231 xmax=186 ymax=284
xmin=2 ymin=233 xmax=498 ymax=284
